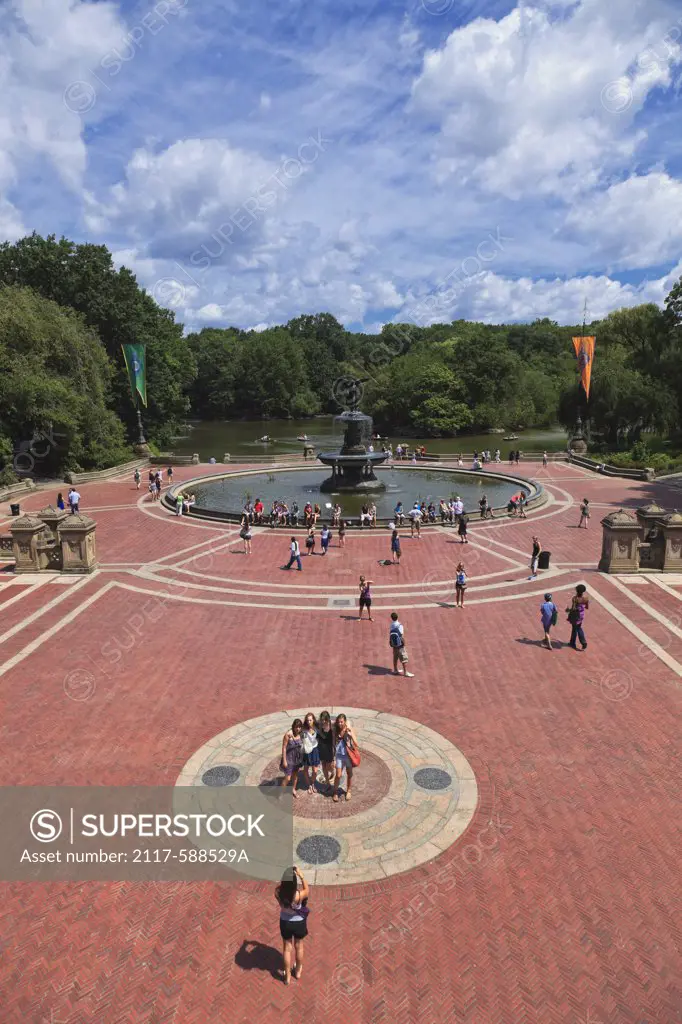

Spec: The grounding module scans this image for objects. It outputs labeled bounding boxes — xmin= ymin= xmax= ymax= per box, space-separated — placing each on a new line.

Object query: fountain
xmin=317 ymin=380 xmax=389 ymax=492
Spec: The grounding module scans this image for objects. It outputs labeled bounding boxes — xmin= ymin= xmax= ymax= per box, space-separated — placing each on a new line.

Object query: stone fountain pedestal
xmin=318 ymin=411 xmax=388 ymax=492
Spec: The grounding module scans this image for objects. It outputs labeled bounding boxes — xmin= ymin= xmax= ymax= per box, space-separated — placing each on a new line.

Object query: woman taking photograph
xmin=275 ymin=866 xmax=309 ymax=984
xmin=332 ymin=713 xmax=358 ymax=803
xmin=239 ymin=514 xmax=253 ymax=555
xmin=358 ymin=575 xmax=373 ymax=621
xmin=301 ymin=712 xmax=321 ymax=793
xmin=316 ymin=710 xmax=335 ymax=792
xmin=280 ymin=719 xmax=304 ymax=798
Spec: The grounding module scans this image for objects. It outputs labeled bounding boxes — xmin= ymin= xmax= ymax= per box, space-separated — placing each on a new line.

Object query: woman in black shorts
xmin=317 ymin=710 xmax=335 ymax=791
xmin=358 ymin=575 xmax=373 ymax=621
xmin=275 ymin=867 xmax=310 ymax=984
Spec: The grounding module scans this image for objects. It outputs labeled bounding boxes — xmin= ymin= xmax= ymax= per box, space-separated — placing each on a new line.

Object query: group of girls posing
xmin=280 ymin=712 xmax=358 ymax=802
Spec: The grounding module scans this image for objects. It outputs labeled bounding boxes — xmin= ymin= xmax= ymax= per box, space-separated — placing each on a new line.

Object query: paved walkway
xmin=0 ymin=460 xmax=680 ymax=1023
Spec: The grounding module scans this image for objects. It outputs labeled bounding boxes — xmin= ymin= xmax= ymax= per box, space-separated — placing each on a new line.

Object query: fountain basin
xmin=164 ymin=465 xmax=541 ymax=523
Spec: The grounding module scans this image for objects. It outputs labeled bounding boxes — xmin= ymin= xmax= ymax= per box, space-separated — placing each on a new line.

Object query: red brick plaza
xmin=0 ymin=459 xmax=680 ymax=1024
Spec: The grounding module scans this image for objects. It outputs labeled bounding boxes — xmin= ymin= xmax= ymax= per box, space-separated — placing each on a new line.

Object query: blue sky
xmin=1 ymin=0 xmax=682 ymax=333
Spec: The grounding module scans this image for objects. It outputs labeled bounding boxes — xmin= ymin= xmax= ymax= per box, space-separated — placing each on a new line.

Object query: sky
xmin=1 ymin=0 xmax=682 ymax=334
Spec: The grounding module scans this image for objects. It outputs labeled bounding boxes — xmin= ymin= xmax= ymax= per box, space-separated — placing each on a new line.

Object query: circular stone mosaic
xmin=176 ymin=707 xmax=478 ymax=885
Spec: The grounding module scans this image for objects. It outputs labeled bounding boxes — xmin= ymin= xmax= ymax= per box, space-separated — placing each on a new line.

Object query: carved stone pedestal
xmin=9 ymin=515 xmax=49 ymax=573
xmin=660 ymin=511 xmax=682 ymax=572
xmin=58 ymin=514 xmax=98 ymax=574
xmin=598 ymin=509 xmax=641 ymax=573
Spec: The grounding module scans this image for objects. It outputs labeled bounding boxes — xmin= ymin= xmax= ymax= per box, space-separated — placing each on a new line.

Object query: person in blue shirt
xmin=540 ymin=592 xmax=558 ymax=650
xmin=394 ymin=502 xmax=404 ymax=526
xmin=56 ymin=492 xmax=65 ymax=510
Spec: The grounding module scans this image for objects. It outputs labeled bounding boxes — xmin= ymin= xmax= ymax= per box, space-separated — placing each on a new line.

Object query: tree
xmin=0 ymin=286 xmax=130 ymax=476
xmin=0 ymin=234 xmax=196 ymax=443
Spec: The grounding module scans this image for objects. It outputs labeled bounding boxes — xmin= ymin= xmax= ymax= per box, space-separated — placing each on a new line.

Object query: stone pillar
xmin=598 ymin=509 xmax=641 ymax=573
xmin=636 ymin=502 xmax=667 ymax=570
xmin=58 ymin=514 xmax=98 ymax=574
xmin=660 ymin=511 xmax=682 ymax=572
xmin=9 ymin=515 xmax=47 ymax=573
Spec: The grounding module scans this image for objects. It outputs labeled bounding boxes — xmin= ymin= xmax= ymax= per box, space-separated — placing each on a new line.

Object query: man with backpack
xmin=284 ymin=537 xmax=302 ymax=571
xmin=540 ymin=592 xmax=558 ymax=650
xmin=389 ymin=612 xmax=414 ymax=677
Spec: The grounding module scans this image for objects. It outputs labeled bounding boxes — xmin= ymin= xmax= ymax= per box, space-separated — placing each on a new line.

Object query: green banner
xmin=121 ymin=344 xmax=147 ymax=408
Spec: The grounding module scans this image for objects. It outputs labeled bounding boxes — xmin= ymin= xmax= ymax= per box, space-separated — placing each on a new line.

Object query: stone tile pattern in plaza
xmin=177 ymin=707 xmax=478 ymax=886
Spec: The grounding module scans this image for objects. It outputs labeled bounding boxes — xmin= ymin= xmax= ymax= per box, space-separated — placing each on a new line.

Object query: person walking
xmin=338 ymin=520 xmax=347 ymax=547
xmin=567 ymin=584 xmax=589 ymax=650
xmin=301 ymin=713 xmax=321 ymax=793
xmin=67 ymin=488 xmax=80 ymax=514
xmin=391 ymin=527 xmax=402 ymax=564
xmin=332 ymin=713 xmax=358 ymax=802
xmin=458 ymin=513 xmax=468 ymax=544
xmin=175 ymin=492 xmax=184 ymax=516
xmin=578 ymin=498 xmax=591 ymax=528
xmin=529 ymin=536 xmax=541 ymax=580
xmin=316 ymin=710 xmax=335 ymax=792
xmin=305 ymin=528 xmax=316 ymax=556
xmin=358 ymin=575 xmax=373 ymax=621
xmin=280 ymin=719 xmax=304 ymax=798
xmin=275 ymin=866 xmax=309 ymax=985
xmin=284 ymin=537 xmax=302 ymax=571
xmin=166 ymin=466 xmax=174 ymax=485
xmin=134 ymin=468 xmax=141 ymax=490
xmin=455 ymin=562 xmax=467 ymax=608
xmin=389 ymin=612 xmax=414 ymax=677
xmin=56 ymin=492 xmax=65 ymax=510
xmin=320 ymin=525 xmax=331 ymax=555
xmin=542 ymin=451 xmax=548 ymax=468
xmin=540 ymin=592 xmax=558 ymax=649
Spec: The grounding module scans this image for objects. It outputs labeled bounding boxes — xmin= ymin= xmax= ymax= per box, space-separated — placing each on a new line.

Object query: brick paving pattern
xmin=0 ymin=459 xmax=680 ymax=1023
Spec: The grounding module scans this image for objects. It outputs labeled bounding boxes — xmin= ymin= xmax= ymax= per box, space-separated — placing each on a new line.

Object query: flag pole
xmin=136 ymin=395 xmax=147 ymax=445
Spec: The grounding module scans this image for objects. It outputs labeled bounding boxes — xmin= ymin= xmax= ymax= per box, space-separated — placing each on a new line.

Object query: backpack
xmin=551 ymin=607 xmax=558 ymax=626
xmin=389 ymin=626 xmax=403 ymax=648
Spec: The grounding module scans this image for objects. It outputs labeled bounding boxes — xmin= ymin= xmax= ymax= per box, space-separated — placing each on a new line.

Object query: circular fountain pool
xmin=175 ymin=466 xmax=534 ymax=522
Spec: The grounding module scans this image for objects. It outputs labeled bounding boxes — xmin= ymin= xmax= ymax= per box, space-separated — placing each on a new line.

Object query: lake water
xmin=192 ymin=466 xmax=528 ymax=519
xmin=172 ymin=418 xmax=568 ymax=461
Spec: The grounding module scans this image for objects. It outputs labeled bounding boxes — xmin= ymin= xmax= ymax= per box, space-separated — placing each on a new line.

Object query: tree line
xmin=1 ymin=232 xmax=682 ymax=483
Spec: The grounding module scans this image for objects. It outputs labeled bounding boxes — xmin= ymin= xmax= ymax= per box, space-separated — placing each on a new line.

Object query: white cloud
xmin=563 ymin=172 xmax=682 ymax=269
xmin=411 ymin=0 xmax=682 ymax=199
xmin=0 ymin=0 xmax=126 ymax=190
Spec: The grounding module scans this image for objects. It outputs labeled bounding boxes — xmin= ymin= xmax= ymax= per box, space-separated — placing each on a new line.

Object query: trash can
xmin=10 ymin=503 xmax=20 ymax=516
xmin=538 ymin=550 xmax=551 ymax=570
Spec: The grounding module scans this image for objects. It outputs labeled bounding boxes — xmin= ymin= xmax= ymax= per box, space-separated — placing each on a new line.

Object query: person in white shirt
xmin=284 ymin=537 xmax=302 ymax=570
xmin=68 ymin=488 xmax=81 ymax=514
xmin=454 ymin=498 xmax=464 ymax=521
xmin=408 ymin=502 xmax=422 ymax=538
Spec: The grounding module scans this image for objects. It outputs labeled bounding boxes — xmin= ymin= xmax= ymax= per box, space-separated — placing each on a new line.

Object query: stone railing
xmin=150 ymin=454 xmax=199 ymax=466
xmin=599 ymin=503 xmax=682 ymax=573
xmin=0 ymin=479 xmax=37 ymax=504
xmin=569 ymin=454 xmax=654 ymax=481
xmin=64 ymin=457 xmax=149 ymax=485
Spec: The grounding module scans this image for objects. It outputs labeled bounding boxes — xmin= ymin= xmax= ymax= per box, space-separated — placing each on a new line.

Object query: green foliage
xmin=0 ymin=233 xmax=196 ymax=443
xmin=0 ymin=285 xmax=131 ymax=474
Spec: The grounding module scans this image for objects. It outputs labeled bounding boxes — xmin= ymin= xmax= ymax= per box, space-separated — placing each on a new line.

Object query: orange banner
xmin=572 ymin=336 xmax=595 ymax=400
